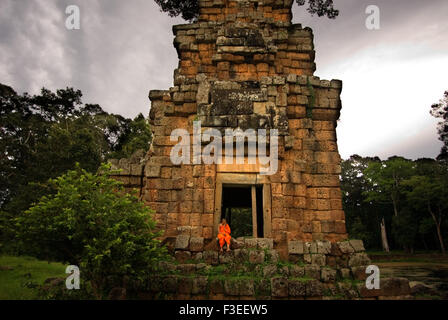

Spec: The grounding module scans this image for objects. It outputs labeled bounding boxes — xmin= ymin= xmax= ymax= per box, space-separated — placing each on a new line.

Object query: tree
xmin=108 ymin=113 xmax=152 ymax=160
xmin=403 ymin=160 xmax=448 ymax=254
xmin=154 ymin=0 xmax=339 ymax=22
xmin=0 ymin=85 xmax=151 ymax=212
xmin=363 ymin=157 xmax=415 ymax=252
xmin=0 ymin=85 xmax=152 ymax=251
xmin=364 ymin=157 xmax=415 ymax=217
xmin=430 ymin=91 xmax=448 ymax=160
xmin=340 ymin=155 xmax=383 ymax=249
xmin=15 ymin=164 xmax=167 ymax=298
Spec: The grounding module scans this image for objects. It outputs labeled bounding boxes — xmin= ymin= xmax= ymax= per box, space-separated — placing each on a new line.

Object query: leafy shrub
xmin=15 ymin=163 xmax=167 ymax=299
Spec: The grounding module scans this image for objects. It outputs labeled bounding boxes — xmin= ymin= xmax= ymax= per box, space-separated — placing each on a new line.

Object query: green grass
xmin=0 ymin=255 xmax=66 ymax=300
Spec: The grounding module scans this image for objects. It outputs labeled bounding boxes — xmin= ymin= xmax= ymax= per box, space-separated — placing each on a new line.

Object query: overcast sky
xmin=1 ymin=0 xmax=447 ymax=160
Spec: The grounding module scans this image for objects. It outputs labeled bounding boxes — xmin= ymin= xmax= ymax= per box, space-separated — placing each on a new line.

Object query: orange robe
xmin=218 ymin=224 xmax=231 ymax=248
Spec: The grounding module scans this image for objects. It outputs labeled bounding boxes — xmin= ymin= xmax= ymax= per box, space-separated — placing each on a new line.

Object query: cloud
xmin=0 ymin=0 xmax=446 ymax=159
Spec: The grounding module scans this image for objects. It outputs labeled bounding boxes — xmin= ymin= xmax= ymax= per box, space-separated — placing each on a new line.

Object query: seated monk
xmin=217 ymin=218 xmax=231 ymax=252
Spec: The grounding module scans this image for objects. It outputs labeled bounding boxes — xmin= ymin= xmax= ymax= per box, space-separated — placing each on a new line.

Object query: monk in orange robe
xmin=217 ymin=218 xmax=231 ymax=252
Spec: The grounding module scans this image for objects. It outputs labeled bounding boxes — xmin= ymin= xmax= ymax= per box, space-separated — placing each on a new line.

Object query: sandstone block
xmin=178 ymin=277 xmax=193 ymax=294
xmin=351 ymin=266 xmax=368 ymax=281
xmin=288 ymin=280 xmax=306 ymax=297
xmin=338 ymin=241 xmax=354 ymax=254
xmin=263 ymin=265 xmax=278 ymax=278
xmin=244 ymin=238 xmax=258 ymax=249
xmin=249 ymin=250 xmax=265 ymax=264
xmin=233 ymin=248 xmax=249 ymax=263
xmin=219 ymin=251 xmax=234 ymax=264
xmin=239 ymin=279 xmax=255 ymax=296
xmin=304 ymin=265 xmax=321 ymax=280
xmin=311 ymin=254 xmax=326 ymax=267
xmin=189 ymin=237 xmax=204 ymax=252
xmin=348 ymin=253 xmax=371 ymax=267
xmin=203 ymin=250 xmax=219 ymax=265
xmin=271 ymin=277 xmax=288 ymax=297
xmin=209 ymin=278 xmax=224 ymax=294
xmin=288 ymin=240 xmax=304 ymax=254
xmin=175 ymin=235 xmax=190 ymax=250
xmin=316 ymin=240 xmax=331 ymax=254
xmin=224 ymin=279 xmax=240 ymax=296
xmin=162 ymin=275 xmax=178 ymax=293
xmin=266 ymin=250 xmax=279 ymax=264
xmin=380 ymin=278 xmax=411 ymax=297
xmin=289 ymin=265 xmax=305 ymax=278
xmin=192 ymin=276 xmax=208 ymax=295
xmin=175 ymin=251 xmax=191 ymax=264
xmin=349 ymin=239 xmax=365 ymax=252
xmin=339 ymin=268 xmax=351 ymax=279
xmin=257 ymin=238 xmax=274 ymax=250
xmin=321 ymin=268 xmax=337 ymax=283
xmin=306 ymin=280 xmax=324 ymax=297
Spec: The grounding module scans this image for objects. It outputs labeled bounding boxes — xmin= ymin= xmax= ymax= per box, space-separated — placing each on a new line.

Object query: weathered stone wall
xmin=142 ymin=0 xmax=347 ymax=245
xmin=109 ymin=150 xmax=146 ymax=196
xmin=140 ymin=238 xmax=413 ymax=300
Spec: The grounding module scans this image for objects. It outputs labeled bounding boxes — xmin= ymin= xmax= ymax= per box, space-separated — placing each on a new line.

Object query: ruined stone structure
xmin=117 ymin=0 xmax=348 ymax=246
xmin=105 ymin=0 xmax=424 ymax=301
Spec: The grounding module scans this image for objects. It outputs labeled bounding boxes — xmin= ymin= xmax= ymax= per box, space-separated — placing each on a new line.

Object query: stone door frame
xmin=213 ymin=173 xmax=272 ymax=238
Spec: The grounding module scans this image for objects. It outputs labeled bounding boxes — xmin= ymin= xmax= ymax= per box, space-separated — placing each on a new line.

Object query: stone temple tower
xmin=142 ymin=0 xmax=348 ymax=247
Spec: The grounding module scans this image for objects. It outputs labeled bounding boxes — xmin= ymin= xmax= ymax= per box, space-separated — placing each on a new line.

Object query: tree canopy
xmin=342 ymin=155 xmax=448 ymax=254
xmin=0 ymin=84 xmax=152 ymax=251
xmin=430 ymin=90 xmax=448 ymax=160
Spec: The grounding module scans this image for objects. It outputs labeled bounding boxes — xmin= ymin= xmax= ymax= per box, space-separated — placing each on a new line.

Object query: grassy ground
xmin=367 ymin=250 xmax=448 ymax=263
xmin=0 ymin=255 xmax=66 ymax=300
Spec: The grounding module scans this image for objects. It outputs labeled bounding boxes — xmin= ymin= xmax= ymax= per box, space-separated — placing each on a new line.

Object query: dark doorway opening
xmin=221 ymin=185 xmax=264 ymax=238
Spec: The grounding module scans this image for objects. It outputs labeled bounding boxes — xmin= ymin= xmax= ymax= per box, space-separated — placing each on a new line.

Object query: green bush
xmin=14 ymin=163 xmax=167 ymax=299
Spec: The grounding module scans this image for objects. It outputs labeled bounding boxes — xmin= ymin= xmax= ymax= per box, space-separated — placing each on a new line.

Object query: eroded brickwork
xmin=142 ymin=0 xmax=348 ymax=245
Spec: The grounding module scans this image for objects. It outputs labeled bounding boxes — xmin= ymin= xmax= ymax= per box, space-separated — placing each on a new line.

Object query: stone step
xmin=175 ymin=248 xmax=279 ymax=265
xmin=175 ymin=235 xmax=274 ymax=252
xmin=146 ymin=274 xmax=413 ymax=300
